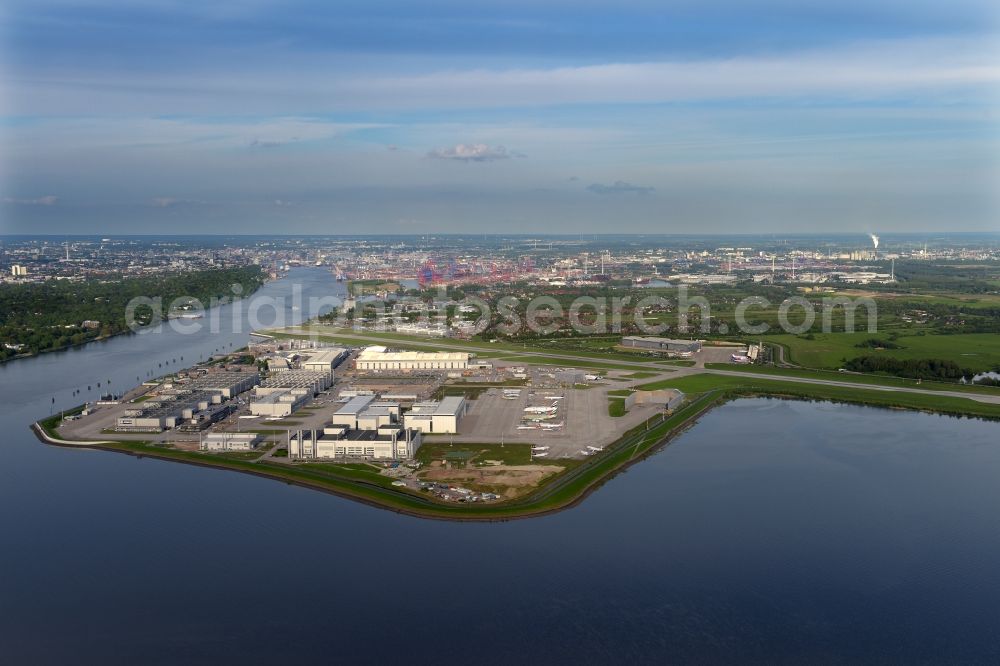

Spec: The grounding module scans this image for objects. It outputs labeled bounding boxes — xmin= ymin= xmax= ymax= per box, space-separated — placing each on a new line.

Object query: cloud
xmin=249 ymin=138 xmax=290 ymax=148
xmin=586 ymin=181 xmax=654 ymax=195
xmin=151 ymin=197 xmax=208 ymax=207
xmin=426 ymin=143 xmax=519 ymax=162
xmin=2 ymin=195 xmax=57 ymax=205
xmin=5 ymin=36 xmax=997 ymax=116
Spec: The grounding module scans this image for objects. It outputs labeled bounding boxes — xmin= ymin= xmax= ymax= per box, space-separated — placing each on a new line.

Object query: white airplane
xmin=586 ymin=445 xmax=603 ymax=452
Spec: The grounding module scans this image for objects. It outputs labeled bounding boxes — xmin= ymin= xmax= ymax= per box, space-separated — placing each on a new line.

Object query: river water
xmin=2 ymin=269 xmax=999 ymax=663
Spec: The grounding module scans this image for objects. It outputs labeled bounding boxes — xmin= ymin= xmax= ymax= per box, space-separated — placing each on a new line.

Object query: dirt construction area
xmin=420 ymin=463 xmax=565 ymax=499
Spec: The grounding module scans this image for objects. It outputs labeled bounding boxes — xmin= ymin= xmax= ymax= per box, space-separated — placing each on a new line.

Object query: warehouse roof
xmin=357 ymin=348 xmax=469 ymax=361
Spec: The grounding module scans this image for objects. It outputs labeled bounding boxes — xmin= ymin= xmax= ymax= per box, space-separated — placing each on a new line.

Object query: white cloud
xmin=9 ymin=36 xmax=994 ymax=115
xmin=151 ymin=197 xmax=209 ymax=207
xmin=427 ymin=143 xmax=518 ymax=162
xmin=2 ymin=195 xmax=57 ymax=205
xmin=586 ymin=181 xmax=654 ymax=194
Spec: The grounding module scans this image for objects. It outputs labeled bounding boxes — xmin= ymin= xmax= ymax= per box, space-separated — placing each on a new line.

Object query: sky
xmin=0 ymin=0 xmax=998 ymax=235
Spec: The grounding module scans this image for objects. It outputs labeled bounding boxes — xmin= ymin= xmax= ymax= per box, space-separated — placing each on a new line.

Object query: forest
xmin=0 ymin=266 xmax=265 ymax=361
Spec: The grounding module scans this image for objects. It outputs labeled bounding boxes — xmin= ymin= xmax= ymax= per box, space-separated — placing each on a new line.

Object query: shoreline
xmin=31 ymin=386 xmax=998 ymax=522
xmin=0 ymin=270 xmax=270 ymax=366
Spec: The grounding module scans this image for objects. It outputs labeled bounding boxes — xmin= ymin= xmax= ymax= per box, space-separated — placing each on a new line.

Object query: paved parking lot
xmin=432 ymin=382 xmax=663 ymax=458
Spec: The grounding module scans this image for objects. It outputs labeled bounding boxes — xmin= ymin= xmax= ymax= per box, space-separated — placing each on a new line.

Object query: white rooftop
xmin=357 ymin=348 xmax=469 ymax=361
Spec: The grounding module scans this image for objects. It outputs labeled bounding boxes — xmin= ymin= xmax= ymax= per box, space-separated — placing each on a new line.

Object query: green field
xmin=705 ymin=364 xmax=1000 ymax=395
xmin=763 ymin=332 xmax=1000 ymax=371
xmin=415 ymin=442 xmax=533 ymax=466
xmin=269 ymin=326 xmax=671 ymax=367
xmin=608 ymin=397 xmax=627 ymax=417
xmin=637 ymin=373 xmax=1000 ymax=420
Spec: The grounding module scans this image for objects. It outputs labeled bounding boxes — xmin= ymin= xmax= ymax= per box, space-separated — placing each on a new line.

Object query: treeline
xmin=854 ymin=338 xmax=903 ymax=349
xmin=844 ymin=355 xmax=977 ymax=381
xmin=0 ymin=266 xmax=265 ymax=361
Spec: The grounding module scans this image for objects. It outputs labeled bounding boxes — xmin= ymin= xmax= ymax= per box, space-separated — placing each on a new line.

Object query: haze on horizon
xmin=1 ymin=0 xmax=998 ymax=235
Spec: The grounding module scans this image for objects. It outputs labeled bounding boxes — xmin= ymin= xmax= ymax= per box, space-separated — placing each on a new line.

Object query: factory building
xmin=355 ymin=346 xmax=469 ymax=371
xmin=288 ymin=425 xmax=421 ymax=460
xmin=300 ymin=347 xmax=349 ymax=376
xmin=249 ymin=389 xmax=310 ymax=417
xmin=256 ymin=370 xmax=331 ymax=395
xmin=200 ymin=432 xmax=262 ymax=452
xmin=173 ymin=370 xmax=259 ymax=398
xmin=116 ymin=390 xmax=229 ymax=432
xmin=402 ymin=396 xmax=468 ymax=434
xmin=330 ymin=395 xmax=401 ymax=430
xmin=621 ymin=336 xmax=702 ymax=354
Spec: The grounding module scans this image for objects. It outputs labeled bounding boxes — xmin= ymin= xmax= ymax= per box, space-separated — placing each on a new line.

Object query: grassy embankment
xmin=637 ymin=374 xmax=1000 ymax=420
xmin=34 ymin=392 xmax=726 ymax=520
xmin=37 ymin=363 xmax=1000 ymax=520
xmin=704 ymin=363 xmax=1000 ymax=395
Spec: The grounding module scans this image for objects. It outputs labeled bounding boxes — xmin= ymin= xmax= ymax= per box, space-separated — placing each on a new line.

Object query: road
xmin=271 ymin=326 xmax=685 ymax=370
xmin=274 ymin=326 xmax=1000 ymax=406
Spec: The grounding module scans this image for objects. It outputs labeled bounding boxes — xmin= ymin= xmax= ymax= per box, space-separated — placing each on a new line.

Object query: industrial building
xmin=250 ymin=389 xmax=310 ymax=417
xmin=330 ymin=395 xmax=401 ymax=430
xmin=249 ymin=370 xmax=330 ymax=417
xmin=256 ymin=370 xmax=331 ymax=395
xmin=621 ymin=336 xmax=702 ymax=354
xmin=402 ymin=396 xmax=468 ymax=434
xmin=288 ymin=426 xmax=422 ymax=460
xmin=172 ymin=370 xmax=259 ymax=398
xmin=118 ymin=392 xmax=227 ymax=431
xmin=116 ymin=370 xmax=258 ymax=432
xmin=200 ymin=432 xmax=262 ymax=451
xmin=355 ymin=346 xmax=470 ymax=371
xmin=300 ymin=347 xmax=349 ymax=376
xmin=285 ymin=392 xmax=421 ymax=460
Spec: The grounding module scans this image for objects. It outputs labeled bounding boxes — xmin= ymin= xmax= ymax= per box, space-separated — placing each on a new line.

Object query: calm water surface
xmin=2 ymin=269 xmax=999 ymax=664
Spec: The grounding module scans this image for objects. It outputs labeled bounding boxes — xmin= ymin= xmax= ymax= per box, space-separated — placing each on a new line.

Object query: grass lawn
xmin=270 ymin=326 xmax=668 ymax=367
xmin=499 ymin=355 xmax=657 ymax=371
xmin=432 ymin=385 xmax=492 ymax=399
xmin=636 ymin=373 xmax=1000 ymax=419
xmin=762 ymin=332 xmax=1000 ymax=371
xmin=705 ymin=363 xmax=1000 ymax=395
xmin=608 ymin=397 xmax=627 ymax=417
xmin=415 ymin=441 xmax=534 ymax=466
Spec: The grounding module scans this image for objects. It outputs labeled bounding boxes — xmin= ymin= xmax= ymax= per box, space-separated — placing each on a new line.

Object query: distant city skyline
xmin=1 ymin=1 xmax=998 ymax=234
